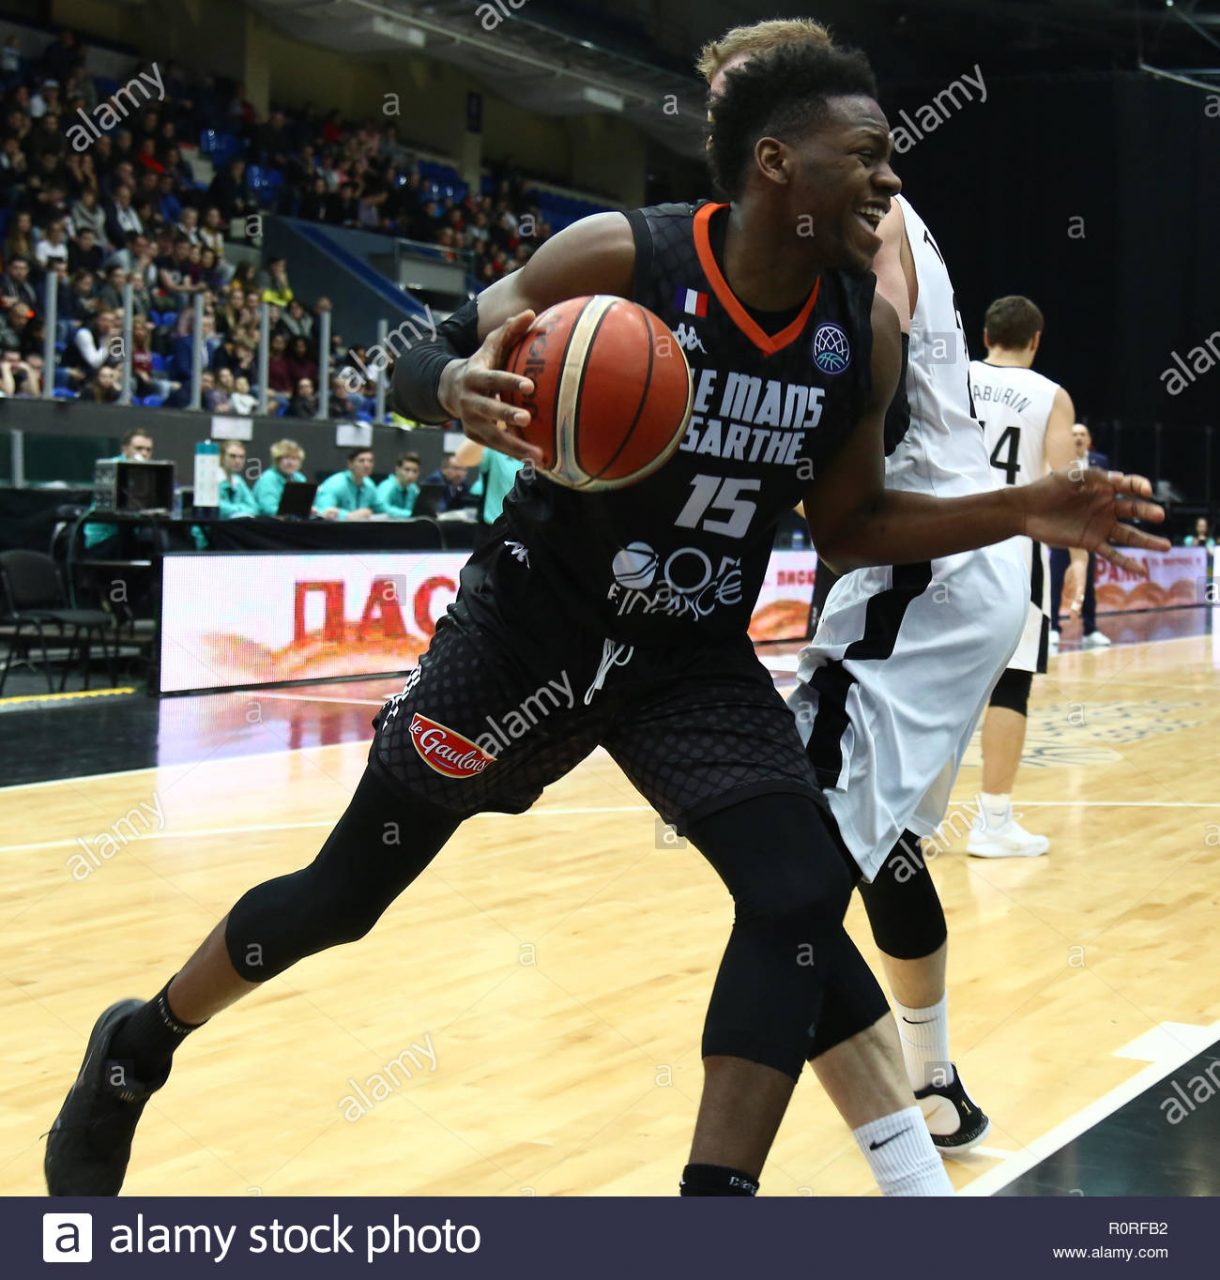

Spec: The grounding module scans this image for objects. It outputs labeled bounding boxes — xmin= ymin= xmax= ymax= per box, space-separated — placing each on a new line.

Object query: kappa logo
xmin=812 ymin=322 xmax=851 ymax=376
xmin=674 ymin=323 xmax=708 ymax=354
xmin=409 ymin=712 xmax=495 ymax=778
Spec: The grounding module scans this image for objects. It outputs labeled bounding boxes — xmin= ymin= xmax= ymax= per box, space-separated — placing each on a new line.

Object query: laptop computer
xmin=412 ymin=482 xmax=449 ymax=519
xmin=277 ymin=481 xmax=319 ymax=519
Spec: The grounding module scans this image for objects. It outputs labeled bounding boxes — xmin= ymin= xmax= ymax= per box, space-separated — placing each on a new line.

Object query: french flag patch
xmin=675 ymin=287 xmax=709 ymax=317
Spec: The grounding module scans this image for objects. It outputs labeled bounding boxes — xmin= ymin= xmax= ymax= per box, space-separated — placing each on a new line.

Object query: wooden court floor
xmin=1 ymin=626 xmax=1217 ymax=1196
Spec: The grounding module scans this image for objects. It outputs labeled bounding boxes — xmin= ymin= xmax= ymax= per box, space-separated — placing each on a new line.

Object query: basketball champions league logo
xmin=812 ymin=323 xmax=852 ymax=376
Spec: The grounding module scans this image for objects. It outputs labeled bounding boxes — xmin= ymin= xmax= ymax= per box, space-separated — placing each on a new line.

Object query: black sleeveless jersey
xmin=498 ymin=200 xmax=877 ymax=647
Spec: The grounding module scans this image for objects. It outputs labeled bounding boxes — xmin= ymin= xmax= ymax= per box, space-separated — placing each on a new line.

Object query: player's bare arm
xmin=871 ymin=201 xmax=914 ymax=330
xmin=400 ymin=212 xmax=637 ymax=463
xmin=803 ymin=294 xmax=1170 ymax=571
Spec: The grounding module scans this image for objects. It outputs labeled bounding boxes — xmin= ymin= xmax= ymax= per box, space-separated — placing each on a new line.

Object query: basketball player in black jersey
xmin=46 ymin=41 xmax=1166 ymax=1199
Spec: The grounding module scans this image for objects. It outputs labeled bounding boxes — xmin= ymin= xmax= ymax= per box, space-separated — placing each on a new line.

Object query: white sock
xmin=979 ymin=791 xmax=1011 ymax=824
xmin=853 ymin=1106 xmax=954 ymax=1196
xmin=893 ymin=993 xmax=953 ymax=1092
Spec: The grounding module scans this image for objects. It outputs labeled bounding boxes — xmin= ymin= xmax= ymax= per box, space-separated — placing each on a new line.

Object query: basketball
xmin=502 ymin=295 xmax=694 ymax=491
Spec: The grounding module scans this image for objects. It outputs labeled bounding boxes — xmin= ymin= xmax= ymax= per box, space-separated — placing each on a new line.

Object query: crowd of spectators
xmin=0 ymin=24 xmax=565 ymax=411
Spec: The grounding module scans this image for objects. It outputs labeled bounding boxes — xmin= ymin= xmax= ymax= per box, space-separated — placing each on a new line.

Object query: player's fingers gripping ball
xmin=502 ymin=295 xmax=694 ymax=491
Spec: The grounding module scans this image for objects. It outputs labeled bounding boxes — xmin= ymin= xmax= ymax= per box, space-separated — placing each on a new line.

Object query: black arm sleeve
xmin=390 ymin=298 xmax=482 ymax=423
xmin=623 ymin=207 xmax=652 ymax=302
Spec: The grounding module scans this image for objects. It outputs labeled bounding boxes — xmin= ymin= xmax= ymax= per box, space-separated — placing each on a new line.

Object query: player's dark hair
xmin=347 ymin=446 xmax=374 ymax=462
xmin=984 ymin=296 xmax=1045 ymax=350
xmin=396 ymin=451 xmax=421 ymax=468
xmin=122 ymin=427 xmax=152 ymax=446
xmin=707 ymin=41 xmax=878 ymax=199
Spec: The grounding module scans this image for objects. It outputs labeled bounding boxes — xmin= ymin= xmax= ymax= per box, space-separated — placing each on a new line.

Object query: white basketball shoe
xmin=967 ymin=798 xmax=1050 ymax=859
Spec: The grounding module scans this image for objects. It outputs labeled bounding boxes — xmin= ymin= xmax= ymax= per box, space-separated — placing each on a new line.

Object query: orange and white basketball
xmin=502 ymin=295 xmax=693 ymax=491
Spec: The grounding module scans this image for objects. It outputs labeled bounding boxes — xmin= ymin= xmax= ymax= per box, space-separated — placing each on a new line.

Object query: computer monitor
xmin=93 ymin=459 xmax=175 ymax=514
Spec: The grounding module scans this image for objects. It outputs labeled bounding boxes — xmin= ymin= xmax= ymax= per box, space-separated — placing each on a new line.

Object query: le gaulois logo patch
xmin=409 ymin=712 xmax=494 ymax=779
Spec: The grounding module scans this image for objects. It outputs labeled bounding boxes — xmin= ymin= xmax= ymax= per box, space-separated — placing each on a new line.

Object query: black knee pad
xmin=988 ymin=666 xmax=1033 ymax=716
xmin=689 ymin=794 xmax=859 ymax=1079
xmin=858 ymin=831 xmax=948 ymax=961
xmin=225 ymin=766 xmax=458 ymax=982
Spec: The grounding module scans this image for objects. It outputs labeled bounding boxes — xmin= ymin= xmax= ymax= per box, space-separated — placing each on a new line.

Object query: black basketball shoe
xmin=914 ymin=1067 xmax=990 ymax=1157
xmin=45 ymin=999 xmax=169 ymax=1195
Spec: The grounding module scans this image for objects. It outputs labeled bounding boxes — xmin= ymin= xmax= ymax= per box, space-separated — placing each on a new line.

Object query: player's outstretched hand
xmin=1021 ymin=467 xmax=1170 ymax=570
xmin=440 ymin=310 xmax=541 ymax=464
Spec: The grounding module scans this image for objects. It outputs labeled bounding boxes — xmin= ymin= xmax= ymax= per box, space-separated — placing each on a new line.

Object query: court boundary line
xmin=961 ymin=1020 xmax=1220 ymax=1197
xmin=6 ymin=798 xmax=1220 ymax=857
xmin=0 ymin=805 xmax=658 ymax=855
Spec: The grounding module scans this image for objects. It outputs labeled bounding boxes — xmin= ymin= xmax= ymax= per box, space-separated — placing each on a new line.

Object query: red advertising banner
xmin=749 ymin=549 xmax=818 ymax=642
xmin=160 ymin=549 xmax=820 ymax=694
xmin=1093 ymin=546 xmax=1208 ymax=614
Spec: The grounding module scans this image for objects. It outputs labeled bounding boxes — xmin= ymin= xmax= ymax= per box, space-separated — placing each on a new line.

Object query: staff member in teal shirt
xmin=252 ymin=438 xmax=309 ymax=515
xmin=217 ymin=440 xmax=259 ymax=518
xmin=192 ymin=438 xmax=260 ymax=549
xmin=374 ymin=451 xmax=421 ymax=519
xmin=315 ymin=447 xmax=379 ymax=520
xmin=455 ymin=440 xmax=523 ymax=544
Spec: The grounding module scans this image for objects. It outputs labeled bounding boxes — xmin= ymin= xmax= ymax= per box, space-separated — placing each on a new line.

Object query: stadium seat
xmin=150 ymin=353 xmax=168 ymax=373
xmin=247 ymin=166 xmax=284 ymax=208
xmin=199 ymin=129 xmax=241 ymax=161
xmin=140 ymin=395 xmax=165 ymax=408
xmin=52 ymin=388 xmax=78 ymax=400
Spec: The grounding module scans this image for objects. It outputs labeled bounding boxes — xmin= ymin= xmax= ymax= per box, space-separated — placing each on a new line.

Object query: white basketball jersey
xmin=968 ymin=360 xmax=1058 ymax=673
xmin=795 ymin=197 xmax=1033 ymax=877
xmin=968 ymin=362 xmax=1059 ymax=491
xmin=884 ymin=196 xmax=994 ymax=498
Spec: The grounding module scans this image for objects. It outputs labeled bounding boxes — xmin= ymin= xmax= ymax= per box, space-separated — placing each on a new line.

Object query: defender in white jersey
xmin=967 ymin=296 xmax=1081 ymax=857
xmin=707 ymin=16 xmax=1166 ymax=1176
xmin=790 ymin=195 xmax=1028 ymax=1151
xmin=702 ymin=19 xmax=1011 ymax=1184
xmin=796 ymin=201 xmax=1029 ymax=870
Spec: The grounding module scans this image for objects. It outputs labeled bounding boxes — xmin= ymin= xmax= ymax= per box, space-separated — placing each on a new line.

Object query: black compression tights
xmin=225 ymin=767 xmax=459 ymax=982
xmin=225 ymin=774 xmax=890 ymax=1076
xmin=688 ymin=794 xmax=889 ymax=1079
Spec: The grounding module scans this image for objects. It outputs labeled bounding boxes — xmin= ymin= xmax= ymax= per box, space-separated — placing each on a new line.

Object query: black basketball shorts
xmin=369 ymin=540 xmax=824 ymax=834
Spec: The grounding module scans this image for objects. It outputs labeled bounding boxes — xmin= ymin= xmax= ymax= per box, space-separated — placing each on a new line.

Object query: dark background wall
xmin=886 ymin=70 xmax=1219 ymax=441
